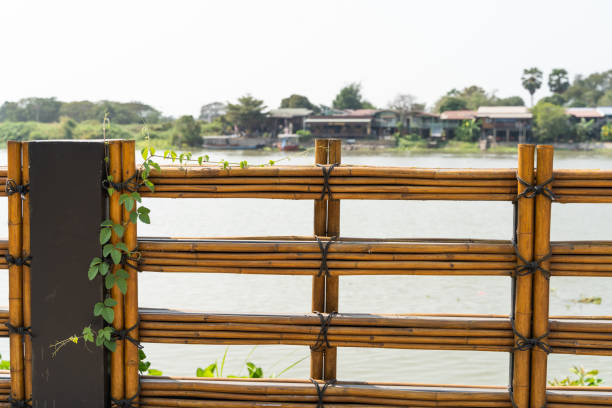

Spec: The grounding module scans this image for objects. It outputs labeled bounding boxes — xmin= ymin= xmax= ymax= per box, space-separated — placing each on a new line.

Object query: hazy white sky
xmin=1 ymin=0 xmax=611 ymax=117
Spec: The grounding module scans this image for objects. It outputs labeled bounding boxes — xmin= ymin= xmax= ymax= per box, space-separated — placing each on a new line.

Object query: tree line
xmin=1 ymin=68 xmax=611 ymax=147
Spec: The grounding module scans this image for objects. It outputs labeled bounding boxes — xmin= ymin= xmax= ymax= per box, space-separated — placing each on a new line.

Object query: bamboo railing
xmin=1 ymin=140 xmax=611 ymax=407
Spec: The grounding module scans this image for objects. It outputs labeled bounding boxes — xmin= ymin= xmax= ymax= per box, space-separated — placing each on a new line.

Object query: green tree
xmin=539 ymin=94 xmax=567 ymax=106
xmin=60 ymin=116 xmax=77 ymax=139
xmin=226 ymin=95 xmax=266 ymax=135
xmin=521 ymin=67 xmax=543 ymax=106
xmin=59 ymin=101 xmax=98 ymax=122
xmin=574 ymin=118 xmax=595 ymax=142
xmin=172 ymin=115 xmax=202 ymax=147
xmin=531 ymin=101 xmax=570 ymax=143
xmin=332 ymin=83 xmax=374 ymax=110
xmin=280 ymin=94 xmax=320 ymax=113
xmin=438 ymin=96 xmax=468 ymax=112
xmin=564 ymin=70 xmax=612 ymax=106
xmin=0 ymin=102 xmax=27 ymax=122
xmin=454 ymin=119 xmax=480 ymax=142
xmin=494 ymin=96 xmax=525 ymax=106
xmin=548 ymin=68 xmax=570 ymax=94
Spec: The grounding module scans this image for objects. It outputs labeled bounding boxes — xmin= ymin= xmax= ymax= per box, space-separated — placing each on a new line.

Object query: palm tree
xmin=521 ymin=67 xmax=543 ymax=106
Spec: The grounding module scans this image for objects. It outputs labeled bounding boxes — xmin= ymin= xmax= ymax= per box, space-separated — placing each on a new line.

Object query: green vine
xmin=51 ymin=119 xmax=311 ymax=359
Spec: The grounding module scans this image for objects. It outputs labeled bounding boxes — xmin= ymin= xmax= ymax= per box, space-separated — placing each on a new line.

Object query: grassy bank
xmin=0 ymin=121 xmax=609 ymax=156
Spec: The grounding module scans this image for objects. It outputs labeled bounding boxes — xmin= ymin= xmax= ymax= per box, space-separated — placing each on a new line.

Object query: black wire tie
xmin=4 ymin=323 xmax=32 ymax=338
xmin=316 ymin=237 xmax=336 ymax=278
xmin=310 ymin=378 xmax=336 ymax=408
xmin=310 ymin=312 xmax=336 ymax=352
xmin=512 ymin=244 xmax=552 ymax=280
xmin=112 ymin=321 xmax=142 ymax=349
xmin=511 ymin=318 xmax=552 ymax=354
xmin=4 ymin=254 xmax=31 ymax=268
xmin=513 ymin=175 xmax=557 ymax=203
xmin=5 ymin=180 xmax=29 ymax=200
xmin=103 ymin=174 xmax=139 ymax=193
xmin=317 ymin=163 xmax=337 ymax=200
xmin=6 ymin=397 xmax=31 ymax=408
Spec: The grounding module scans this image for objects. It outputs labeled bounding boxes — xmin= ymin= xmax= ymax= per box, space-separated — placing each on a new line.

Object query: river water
xmin=1 ymin=149 xmax=611 ymax=385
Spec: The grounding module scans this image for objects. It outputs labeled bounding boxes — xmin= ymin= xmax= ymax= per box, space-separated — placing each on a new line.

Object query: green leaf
xmin=88 ymin=265 xmax=99 ymax=280
xmin=93 ymin=302 xmax=104 ymax=316
xmin=150 ymin=161 xmax=160 ymax=171
xmin=90 ymin=257 xmax=102 ymax=267
xmin=141 ymin=147 xmax=148 ymax=160
xmin=148 ymin=369 xmax=163 ymax=376
xmin=116 ymin=269 xmax=129 ymax=279
xmin=100 ymin=261 xmax=110 ymax=276
xmin=112 ymin=224 xmax=125 ymax=238
xmin=104 ymin=340 xmax=117 ymax=352
xmin=204 ymin=155 xmax=209 ymax=162
xmin=100 ymin=228 xmax=112 ymax=245
xmin=163 ymin=150 xmax=169 ymax=158
xmin=101 ymin=307 xmax=114 ymax=324
xmin=105 ymin=274 xmax=115 ymax=290
xmin=95 ymin=333 xmax=104 ymax=347
xmin=138 ymin=206 xmax=150 ymax=215
xmin=198 ymin=156 xmax=203 ymax=165
xmin=115 ymin=242 xmax=129 ymax=252
xmin=129 ymin=211 xmax=138 ymax=224
xmin=107 ymin=187 xmax=115 ymax=196
xmin=196 ymin=363 xmax=217 ymax=377
xmin=139 ymin=349 xmax=147 ymax=360
xmin=110 ymin=248 xmax=122 ymax=265
xmin=101 ymin=220 xmax=113 ymax=227
xmin=149 ymin=147 xmax=156 ymax=156
xmin=103 ymin=243 xmax=114 ymax=257
xmin=82 ymin=326 xmax=94 ymax=342
xmin=269 ymin=160 xmax=275 ymax=166
xmin=104 ymin=297 xmax=118 ymax=307
xmin=144 ymin=179 xmax=155 ymax=192
xmin=223 ymin=161 xmax=229 ymax=169
xmin=116 ymin=277 xmax=127 ymax=295
xmin=138 ymin=213 xmax=150 ymax=224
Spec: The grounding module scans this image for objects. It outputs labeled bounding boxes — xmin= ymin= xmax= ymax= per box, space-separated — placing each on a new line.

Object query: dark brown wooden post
xmin=29 ymin=141 xmax=108 ymax=407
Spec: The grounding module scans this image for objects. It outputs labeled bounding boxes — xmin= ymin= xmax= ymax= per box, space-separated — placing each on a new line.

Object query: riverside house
xmin=304 ymin=110 xmax=402 ymax=139
xmin=476 ymin=106 xmax=532 ymax=143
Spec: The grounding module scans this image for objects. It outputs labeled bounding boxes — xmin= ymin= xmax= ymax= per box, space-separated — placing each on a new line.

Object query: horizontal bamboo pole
xmin=139 ymin=191 xmax=516 ymax=201
xmin=145 ymin=166 xmax=518 ymax=179
xmin=147 ymin=176 xmax=518 ymax=187
xmin=137 ymin=239 xmax=515 ymax=254
xmin=138 ymin=265 xmax=513 ymax=276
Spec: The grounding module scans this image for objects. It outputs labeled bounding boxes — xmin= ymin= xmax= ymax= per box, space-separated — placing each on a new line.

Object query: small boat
xmin=202 ymin=135 xmax=266 ymax=150
xmin=276 ymin=134 xmax=301 ymax=151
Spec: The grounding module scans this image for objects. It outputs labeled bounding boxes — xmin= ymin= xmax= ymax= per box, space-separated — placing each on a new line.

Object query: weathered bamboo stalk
xmin=7 ymin=141 xmax=24 ymax=402
xmin=512 ymin=144 xmax=535 ymax=408
xmin=122 ymin=140 xmax=139 ymax=402
xmin=109 ymin=140 xmax=125 ymax=402
xmin=531 ymin=145 xmax=554 ymax=408
xmin=311 ymin=138 xmax=328 ymax=380
xmin=21 ymin=142 xmax=31 ymax=401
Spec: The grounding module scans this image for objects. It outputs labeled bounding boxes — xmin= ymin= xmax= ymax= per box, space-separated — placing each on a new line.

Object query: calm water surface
xmin=0 ymin=149 xmax=611 ymax=385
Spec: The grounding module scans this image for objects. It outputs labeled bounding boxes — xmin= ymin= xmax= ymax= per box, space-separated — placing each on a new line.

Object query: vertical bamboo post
xmin=324 ymin=139 xmax=341 ymax=381
xmin=530 ymin=145 xmax=554 ymax=407
xmin=311 ymin=138 xmax=328 ymax=379
xmin=122 ymin=140 xmax=139 ymax=401
xmin=109 ymin=140 xmax=125 ymax=402
xmin=7 ymin=141 xmax=24 ymax=401
xmin=21 ymin=142 xmax=31 ymax=401
xmin=512 ymin=144 xmax=535 ymax=408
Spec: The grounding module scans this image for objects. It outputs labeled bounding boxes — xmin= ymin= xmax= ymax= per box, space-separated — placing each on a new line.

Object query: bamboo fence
xmin=1 ymin=140 xmax=611 ymax=407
